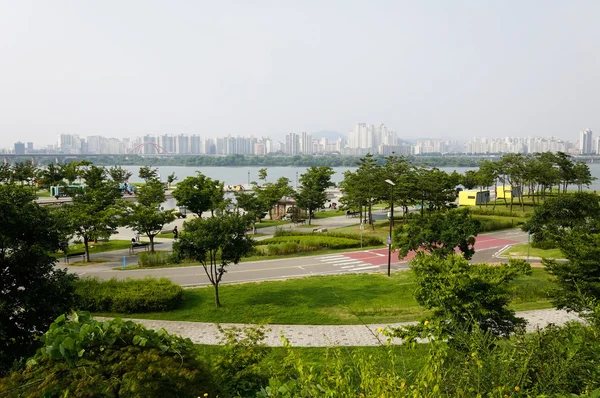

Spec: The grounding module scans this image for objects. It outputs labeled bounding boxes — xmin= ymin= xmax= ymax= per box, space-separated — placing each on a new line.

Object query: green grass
xmin=313 ymin=209 xmax=346 ymax=219
xmin=156 ymin=232 xmax=176 ymax=239
xmin=334 ymin=221 xmax=393 ymax=242
xmin=51 ymin=239 xmax=158 ymax=258
xmin=503 ymin=243 xmax=564 ymax=259
xmin=36 ymin=190 xmax=52 ymax=197
xmin=101 ymin=268 xmax=554 ymax=325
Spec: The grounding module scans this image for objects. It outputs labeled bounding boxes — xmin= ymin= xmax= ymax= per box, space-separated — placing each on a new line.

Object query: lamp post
xmin=247 ymin=171 xmax=250 ymax=186
xmin=385 ymin=179 xmax=395 ymax=277
xmin=421 ymin=190 xmax=425 ymax=216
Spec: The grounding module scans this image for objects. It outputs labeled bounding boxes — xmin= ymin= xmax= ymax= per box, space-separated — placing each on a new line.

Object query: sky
xmin=1 ymin=0 xmax=599 ymax=148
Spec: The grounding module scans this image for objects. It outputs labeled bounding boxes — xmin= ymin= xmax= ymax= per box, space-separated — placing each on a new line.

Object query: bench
xmin=294 ymin=219 xmax=306 ymax=225
xmin=345 ymin=211 xmax=360 ymax=218
xmin=382 ymin=207 xmax=390 ymax=212
xmin=129 ymin=242 xmax=150 ymax=254
xmin=63 ymin=253 xmax=87 ymax=264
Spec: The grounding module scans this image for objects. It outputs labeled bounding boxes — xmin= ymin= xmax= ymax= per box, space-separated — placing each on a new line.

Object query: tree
xmin=0 ymin=184 xmax=77 ymax=374
xmin=462 ymin=170 xmax=479 ymax=190
xmin=59 ymin=160 xmax=91 ymax=185
xmin=543 ymin=232 xmax=600 ymax=314
xmin=0 ymin=312 xmax=215 ymax=396
xmin=572 ymin=161 xmax=595 ymax=192
xmin=138 ymin=165 xmax=159 ymax=182
xmin=127 ymin=178 xmax=176 ymax=252
xmin=62 ymin=180 xmax=125 ymax=262
xmin=522 ymin=192 xmax=600 ymax=247
xmin=172 ymin=172 xmax=224 ymax=217
xmin=0 ymin=163 xmax=11 ymax=183
xmin=39 ymin=163 xmax=64 ymax=187
xmin=234 ymin=191 xmax=267 ymax=234
xmin=415 ymin=167 xmax=459 ymax=213
xmin=293 ymin=166 xmax=335 ymax=225
xmin=108 ymin=165 xmax=132 ymax=184
xmin=10 ymin=161 xmax=36 ymax=185
xmin=79 ymin=165 xmax=107 ymax=189
xmin=254 ymin=176 xmax=293 ymax=220
xmin=394 ymin=208 xmax=480 ymax=260
xmin=166 ymin=172 xmax=177 ymax=188
xmin=396 ymin=253 xmax=530 ymax=338
xmin=174 ymin=214 xmax=254 ymax=307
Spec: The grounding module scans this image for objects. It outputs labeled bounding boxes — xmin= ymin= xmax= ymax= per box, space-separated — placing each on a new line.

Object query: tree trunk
xmin=149 ymin=235 xmax=155 ymax=253
xmin=308 ymin=208 xmax=312 ymax=225
xmin=83 ymin=235 xmax=90 ymax=262
xmin=214 ymin=283 xmax=221 ymax=307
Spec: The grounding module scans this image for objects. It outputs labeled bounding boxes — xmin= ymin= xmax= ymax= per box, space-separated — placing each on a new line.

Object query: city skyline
xmin=2 ymin=1 xmax=600 ymax=149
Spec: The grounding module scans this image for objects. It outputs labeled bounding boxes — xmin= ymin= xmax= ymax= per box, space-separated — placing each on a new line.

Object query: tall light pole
xmin=247 ymin=171 xmax=250 ymax=186
xmin=385 ymin=179 xmax=395 ymax=277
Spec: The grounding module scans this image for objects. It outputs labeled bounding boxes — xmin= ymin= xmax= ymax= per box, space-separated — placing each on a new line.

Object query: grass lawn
xmin=255 ymin=220 xmax=291 ymax=229
xmin=36 ymin=190 xmax=52 ymax=197
xmin=313 ymin=209 xmax=346 ymax=219
xmin=334 ymin=221 xmax=393 ymax=242
xmin=101 ymin=268 xmax=554 ymax=324
xmin=51 ymin=240 xmax=158 ymax=258
xmin=503 ymin=243 xmax=564 ymax=259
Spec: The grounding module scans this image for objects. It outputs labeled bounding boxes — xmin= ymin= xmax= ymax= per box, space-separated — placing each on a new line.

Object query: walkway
xmin=99 ymin=308 xmax=581 ymax=347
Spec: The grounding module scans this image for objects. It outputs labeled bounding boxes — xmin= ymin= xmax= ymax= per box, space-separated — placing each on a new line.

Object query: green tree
xmin=174 ymin=214 xmax=254 ymax=307
xmin=138 ymin=165 xmax=158 ymax=182
xmin=254 ymin=176 xmax=293 ymax=220
xmin=108 ymin=165 xmax=132 ymax=184
xmin=0 ymin=184 xmax=77 ymax=374
xmin=293 ymin=166 xmax=335 ymax=225
xmin=462 ymin=170 xmax=479 ymax=190
xmin=0 ymin=163 xmax=11 ymax=183
xmin=126 ymin=178 xmax=176 ymax=252
xmin=235 ymin=191 xmax=268 ymax=234
xmin=62 ymin=180 xmax=125 ymax=262
xmin=543 ymin=232 xmax=600 ymax=314
xmin=10 ymin=161 xmax=36 ymax=185
xmin=522 ymin=192 xmax=600 ymax=247
xmin=394 ymin=208 xmax=480 ymax=260
xmin=398 ymin=254 xmax=530 ymax=338
xmin=59 ymin=160 xmax=91 ymax=185
xmin=39 ymin=163 xmax=64 ymax=187
xmin=0 ymin=312 xmax=215 ymax=396
xmin=573 ymin=161 xmax=595 ymax=192
xmin=172 ymin=172 xmax=224 ymax=217
xmin=166 ymin=172 xmax=177 ymax=188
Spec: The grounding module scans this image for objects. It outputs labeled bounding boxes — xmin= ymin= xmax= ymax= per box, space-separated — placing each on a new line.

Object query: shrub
xmin=475 ymin=216 xmax=526 ymax=232
xmin=259 ymin=236 xmax=360 ymax=250
xmin=273 ymin=230 xmax=383 ymax=246
xmin=138 ymin=250 xmax=172 ymax=267
xmin=74 ymin=277 xmax=183 ymax=313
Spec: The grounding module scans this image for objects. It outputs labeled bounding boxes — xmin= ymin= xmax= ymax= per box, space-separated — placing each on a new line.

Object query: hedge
xmin=75 ymin=277 xmax=184 ymax=313
xmin=474 ymin=216 xmax=526 ymax=232
xmin=273 ymin=230 xmax=383 ymax=247
xmin=257 ymin=235 xmax=361 ymax=250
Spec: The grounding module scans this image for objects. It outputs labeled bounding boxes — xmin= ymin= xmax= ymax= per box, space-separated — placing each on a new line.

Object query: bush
xmin=475 ymin=216 xmax=526 ymax=232
xmin=259 ymin=236 xmax=360 ymax=250
xmin=74 ymin=277 xmax=183 ymax=313
xmin=274 ymin=229 xmax=383 ymax=246
xmin=137 ymin=250 xmax=173 ymax=267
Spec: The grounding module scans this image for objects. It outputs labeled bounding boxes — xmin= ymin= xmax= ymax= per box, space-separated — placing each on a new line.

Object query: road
xmin=72 ymin=229 xmax=529 ymax=286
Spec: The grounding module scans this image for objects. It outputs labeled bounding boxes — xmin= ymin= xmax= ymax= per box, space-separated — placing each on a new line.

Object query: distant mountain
xmin=311 ymin=130 xmax=346 ymax=141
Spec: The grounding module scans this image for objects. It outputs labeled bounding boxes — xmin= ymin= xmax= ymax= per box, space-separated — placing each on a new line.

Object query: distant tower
xmin=579 ymin=128 xmax=593 ymax=154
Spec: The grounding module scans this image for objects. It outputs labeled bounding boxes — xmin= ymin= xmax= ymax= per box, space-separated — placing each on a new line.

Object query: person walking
xmin=173 ymin=226 xmax=178 ymax=240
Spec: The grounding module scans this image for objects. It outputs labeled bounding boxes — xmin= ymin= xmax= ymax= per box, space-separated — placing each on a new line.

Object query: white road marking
xmin=347 ymin=265 xmax=380 ymax=271
xmin=340 ymin=263 xmax=367 ymax=269
xmin=321 ymin=258 xmax=362 ymax=264
xmin=318 ymin=255 xmax=346 ymax=259
xmin=367 ymin=252 xmax=386 ymax=257
xmin=493 ymin=245 xmax=512 ymax=257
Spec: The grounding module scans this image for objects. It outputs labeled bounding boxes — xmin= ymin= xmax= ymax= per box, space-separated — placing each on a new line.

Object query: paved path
xmin=99 ymin=308 xmax=581 ymax=347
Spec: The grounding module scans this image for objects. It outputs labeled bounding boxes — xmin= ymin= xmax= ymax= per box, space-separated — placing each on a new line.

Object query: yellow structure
xmin=496 ymin=185 xmax=521 ymax=199
xmin=458 ymin=190 xmax=490 ymax=206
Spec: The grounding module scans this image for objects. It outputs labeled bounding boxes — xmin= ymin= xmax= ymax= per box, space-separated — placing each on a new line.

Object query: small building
xmin=458 ymin=190 xmax=490 ymax=206
xmin=496 ymin=186 xmax=521 ymax=199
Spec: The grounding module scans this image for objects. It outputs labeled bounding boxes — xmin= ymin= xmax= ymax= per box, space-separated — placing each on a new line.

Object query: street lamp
xmin=421 ymin=190 xmax=425 ymax=216
xmin=247 ymin=171 xmax=250 ymax=186
xmin=385 ymin=179 xmax=395 ymax=277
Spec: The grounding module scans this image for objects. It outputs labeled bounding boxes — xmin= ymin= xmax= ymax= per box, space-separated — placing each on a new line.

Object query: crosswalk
xmin=316 ymin=254 xmax=381 ymax=272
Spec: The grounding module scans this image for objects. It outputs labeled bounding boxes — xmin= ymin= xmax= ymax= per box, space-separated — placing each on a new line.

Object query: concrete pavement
xmin=98 ymin=308 xmax=581 ymax=347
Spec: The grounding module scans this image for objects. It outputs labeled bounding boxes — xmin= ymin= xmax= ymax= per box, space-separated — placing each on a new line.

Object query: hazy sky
xmin=1 ymin=1 xmax=599 ymax=148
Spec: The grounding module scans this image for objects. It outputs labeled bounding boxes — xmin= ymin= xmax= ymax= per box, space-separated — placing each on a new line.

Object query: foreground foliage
xmin=0 ymin=312 xmax=215 ymax=397
xmin=0 ymin=184 xmax=78 ymax=375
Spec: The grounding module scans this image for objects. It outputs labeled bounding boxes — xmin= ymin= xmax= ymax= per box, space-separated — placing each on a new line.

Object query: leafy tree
xmin=59 ymin=160 xmax=91 ymax=185
xmin=394 ymin=208 xmax=480 ymax=260
xmin=235 ymin=191 xmax=268 ymax=234
xmin=0 ymin=312 xmax=215 ymax=396
xmin=543 ymin=232 xmax=600 ymax=314
xmin=0 ymin=184 xmax=77 ymax=374
xmin=258 ymin=167 xmax=268 ymax=181
xmin=62 ymin=180 xmax=125 ymax=262
xmin=462 ymin=170 xmax=479 ymax=190
xmin=293 ymin=166 xmax=335 ymax=225
xmin=400 ymin=254 xmax=530 ymax=338
xmin=355 ymin=154 xmax=386 ymax=227
xmin=254 ymin=176 xmax=293 ymax=220
xmin=108 ymin=165 xmax=132 ymax=184
xmin=138 ymin=165 xmax=159 ymax=182
xmin=554 ymin=152 xmax=576 ymax=194
xmin=0 ymin=163 xmax=11 ymax=183
xmin=10 ymin=161 xmax=36 ymax=185
xmin=415 ymin=167 xmax=459 ymax=213
xmin=172 ymin=172 xmax=224 ymax=217
xmin=573 ymin=161 xmax=595 ymax=192
xmin=166 ymin=171 xmax=177 ymax=187
xmin=174 ymin=214 xmax=254 ymax=307
xmin=383 ymin=156 xmax=417 ymax=216
xmin=79 ymin=165 xmax=107 ymax=189
xmin=522 ymin=192 xmax=600 ymax=247
xmin=39 ymin=163 xmax=64 ymax=187
xmin=127 ymin=178 xmax=176 ymax=252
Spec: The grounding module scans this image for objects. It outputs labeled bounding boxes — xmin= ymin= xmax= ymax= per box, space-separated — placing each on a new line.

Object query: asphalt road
xmin=74 ymin=229 xmax=529 ymax=286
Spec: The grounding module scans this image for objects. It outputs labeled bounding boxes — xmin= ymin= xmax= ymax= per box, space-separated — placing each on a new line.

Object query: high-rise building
xmin=176 ymin=134 xmax=189 ymax=154
xmin=299 ymin=132 xmax=312 ymax=154
xmin=285 ymin=133 xmax=300 ymax=155
xmin=14 ymin=142 xmax=25 ymax=155
xmin=580 ymin=128 xmax=593 ymax=154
